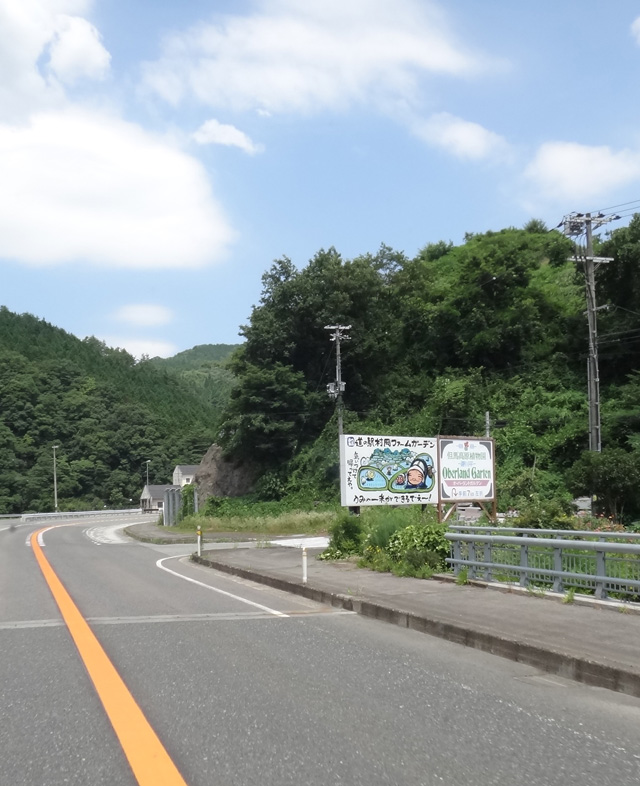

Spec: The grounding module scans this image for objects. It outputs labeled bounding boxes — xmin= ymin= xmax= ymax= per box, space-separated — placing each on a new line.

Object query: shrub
xmin=361 ymin=516 xmax=408 ymax=558
xmin=320 ymin=510 xmax=364 ymax=559
xmin=511 ymin=496 xmax=576 ymax=530
xmin=387 ymin=522 xmax=449 ymax=569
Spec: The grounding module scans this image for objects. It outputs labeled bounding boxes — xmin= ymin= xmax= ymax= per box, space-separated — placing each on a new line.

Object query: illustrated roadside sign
xmin=340 ymin=435 xmax=438 ymax=507
xmin=438 ymin=437 xmax=495 ymax=501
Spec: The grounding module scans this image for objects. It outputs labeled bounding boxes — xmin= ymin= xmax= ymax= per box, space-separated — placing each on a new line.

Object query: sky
xmin=3 ymin=0 xmax=640 ymax=358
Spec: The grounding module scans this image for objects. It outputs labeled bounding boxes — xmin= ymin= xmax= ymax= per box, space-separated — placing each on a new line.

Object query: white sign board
xmin=340 ymin=435 xmax=439 ymax=507
xmin=439 ymin=437 xmax=495 ymax=501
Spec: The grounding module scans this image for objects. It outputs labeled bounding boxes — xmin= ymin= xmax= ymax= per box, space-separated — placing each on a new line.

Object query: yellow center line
xmin=31 ymin=529 xmax=189 ymax=786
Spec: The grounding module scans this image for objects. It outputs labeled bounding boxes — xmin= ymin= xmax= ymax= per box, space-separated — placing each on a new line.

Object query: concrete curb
xmin=124 ymin=525 xmax=198 ymax=545
xmin=191 ymin=553 xmax=640 ymax=699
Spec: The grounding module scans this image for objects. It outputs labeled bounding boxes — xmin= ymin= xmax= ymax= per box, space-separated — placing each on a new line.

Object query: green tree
xmin=567 ymin=448 xmax=640 ymax=521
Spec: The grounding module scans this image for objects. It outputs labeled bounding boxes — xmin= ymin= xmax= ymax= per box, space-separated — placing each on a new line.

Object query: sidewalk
xmin=127 ymin=521 xmax=640 ymax=698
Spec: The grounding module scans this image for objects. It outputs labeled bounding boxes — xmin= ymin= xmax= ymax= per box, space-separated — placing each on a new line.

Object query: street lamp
xmin=53 ymin=445 xmax=59 ymax=512
xmin=145 ymin=460 xmax=150 ymax=487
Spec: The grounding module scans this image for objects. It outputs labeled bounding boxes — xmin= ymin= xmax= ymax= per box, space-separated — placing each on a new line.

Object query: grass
xmin=178 ymin=509 xmax=334 ymax=536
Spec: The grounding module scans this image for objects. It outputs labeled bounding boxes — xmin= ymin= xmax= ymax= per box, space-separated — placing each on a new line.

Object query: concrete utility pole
xmin=325 ymin=324 xmax=351 ymax=436
xmin=52 ymin=444 xmax=59 ymax=512
xmin=562 ymin=212 xmax=619 ymax=452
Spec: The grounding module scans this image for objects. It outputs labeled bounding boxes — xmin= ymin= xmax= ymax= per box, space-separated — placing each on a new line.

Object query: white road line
xmin=84 ymin=522 xmax=132 ymax=545
xmin=270 ymin=536 xmax=329 ymax=548
xmin=156 ymin=556 xmax=289 ymax=618
xmin=33 ymin=523 xmax=80 ymax=547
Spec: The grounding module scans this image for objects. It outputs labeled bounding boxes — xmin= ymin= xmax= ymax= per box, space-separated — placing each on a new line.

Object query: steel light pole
xmin=53 ymin=445 xmax=59 ymax=512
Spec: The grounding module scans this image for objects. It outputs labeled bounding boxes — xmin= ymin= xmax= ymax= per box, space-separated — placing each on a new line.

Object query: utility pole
xmin=325 ymin=324 xmax=351 ymax=436
xmin=145 ymin=459 xmax=150 ymax=487
xmin=52 ymin=444 xmax=59 ymax=512
xmin=562 ymin=212 xmax=618 ymax=452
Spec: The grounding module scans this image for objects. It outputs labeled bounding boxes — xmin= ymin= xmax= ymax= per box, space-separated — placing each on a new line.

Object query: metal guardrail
xmin=446 ymin=530 xmax=640 ymax=600
xmin=449 ymin=524 xmax=640 ymax=540
xmin=21 ymin=509 xmax=142 ymax=521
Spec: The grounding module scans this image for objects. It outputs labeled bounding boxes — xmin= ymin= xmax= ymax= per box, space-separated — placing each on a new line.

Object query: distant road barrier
xmin=446 ymin=527 xmax=640 ymax=601
xmin=22 ymin=509 xmax=142 ymax=522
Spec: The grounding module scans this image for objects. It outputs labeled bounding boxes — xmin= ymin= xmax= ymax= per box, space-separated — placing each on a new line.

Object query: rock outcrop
xmin=195 ymin=444 xmax=260 ymax=502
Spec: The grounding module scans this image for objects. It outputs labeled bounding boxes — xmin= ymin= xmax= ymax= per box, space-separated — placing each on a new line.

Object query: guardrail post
xmin=519 ymin=543 xmax=528 ymax=588
xmin=595 ymin=549 xmax=607 ymax=599
xmin=452 ymin=539 xmax=461 ymax=576
xmin=553 ymin=545 xmax=563 ymax=593
xmin=483 ymin=541 xmax=492 ymax=581
xmin=468 ymin=540 xmax=477 ymax=580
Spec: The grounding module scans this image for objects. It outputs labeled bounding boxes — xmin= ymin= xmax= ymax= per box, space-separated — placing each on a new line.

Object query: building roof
xmin=141 ymin=484 xmax=179 ymax=499
xmin=175 ymin=465 xmax=200 ymax=474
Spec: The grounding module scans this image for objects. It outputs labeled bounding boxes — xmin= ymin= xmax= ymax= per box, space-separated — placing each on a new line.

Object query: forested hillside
xmin=150 ymin=343 xmax=238 ymax=411
xmin=218 ymin=219 xmax=640 ymax=520
xmin=4 ymin=218 xmax=640 ymax=519
xmin=0 ymin=308 xmax=224 ymax=513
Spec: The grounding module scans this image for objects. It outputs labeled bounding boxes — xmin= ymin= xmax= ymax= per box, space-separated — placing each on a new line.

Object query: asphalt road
xmin=2 ymin=515 xmax=640 ymax=786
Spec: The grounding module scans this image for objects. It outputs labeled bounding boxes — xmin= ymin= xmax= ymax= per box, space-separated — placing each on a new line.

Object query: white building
xmin=140 ymin=484 xmax=179 ymax=512
xmin=172 ymin=465 xmax=200 ymax=487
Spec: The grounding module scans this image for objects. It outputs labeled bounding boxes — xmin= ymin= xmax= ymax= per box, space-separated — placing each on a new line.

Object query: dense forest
xmin=0 ymin=309 xmax=226 ymax=513
xmin=217 ymin=218 xmax=640 ymax=521
xmin=150 ymin=343 xmax=238 ymax=411
xmin=3 ymin=217 xmax=640 ymax=518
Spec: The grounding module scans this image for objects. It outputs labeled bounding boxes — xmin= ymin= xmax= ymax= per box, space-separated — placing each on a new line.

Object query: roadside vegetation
xmin=175 ymin=494 xmax=337 ymax=536
xmin=319 ymin=506 xmax=450 ymax=579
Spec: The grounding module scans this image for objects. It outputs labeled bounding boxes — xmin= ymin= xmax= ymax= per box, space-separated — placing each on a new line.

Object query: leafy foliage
xmin=213 ymin=220 xmax=640 ymax=521
xmin=386 ymin=521 xmax=449 ymax=567
xmin=0 ymin=309 xmax=218 ymax=513
xmin=7 ymin=214 xmax=640 ymax=523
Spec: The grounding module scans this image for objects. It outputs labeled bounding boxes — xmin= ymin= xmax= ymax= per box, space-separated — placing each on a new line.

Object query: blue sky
xmin=3 ymin=0 xmax=640 ymax=357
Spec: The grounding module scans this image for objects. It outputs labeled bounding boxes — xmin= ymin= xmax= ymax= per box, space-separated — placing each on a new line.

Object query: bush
xmin=319 ymin=510 xmax=364 ymax=559
xmin=386 ymin=522 xmax=449 ymax=569
xmin=511 ymin=496 xmax=576 ymax=529
xmin=362 ymin=514 xmax=409 ymax=555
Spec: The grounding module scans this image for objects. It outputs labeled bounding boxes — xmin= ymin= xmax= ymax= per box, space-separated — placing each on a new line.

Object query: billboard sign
xmin=340 ymin=435 xmax=438 ymax=507
xmin=439 ymin=437 xmax=495 ymax=501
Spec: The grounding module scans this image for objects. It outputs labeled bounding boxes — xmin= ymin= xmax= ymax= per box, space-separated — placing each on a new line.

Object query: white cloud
xmin=0 ymin=109 xmax=235 ymax=269
xmin=411 ymin=112 xmax=509 ymax=161
xmin=524 ymin=141 xmax=640 ymax=203
xmin=98 ymin=336 xmax=177 ymax=359
xmin=192 ymin=119 xmax=264 ymax=154
xmin=0 ymin=0 xmax=108 ymax=120
xmin=142 ymin=0 xmax=487 ymax=115
xmin=631 ymin=16 xmax=640 ymax=45
xmin=48 ymin=14 xmax=111 ymax=84
xmin=112 ymin=304 xmax=174 ymax=327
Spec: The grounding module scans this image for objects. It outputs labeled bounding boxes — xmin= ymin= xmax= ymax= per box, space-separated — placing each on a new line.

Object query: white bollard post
xmin=197 ymin=525 xmax=202 ymax=557
xmin=302 ymin=546 xmax=308 ymax=584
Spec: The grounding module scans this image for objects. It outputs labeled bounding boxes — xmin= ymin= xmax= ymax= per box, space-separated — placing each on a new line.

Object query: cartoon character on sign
xmin=404 ymin=457 xmax=434 ymax=490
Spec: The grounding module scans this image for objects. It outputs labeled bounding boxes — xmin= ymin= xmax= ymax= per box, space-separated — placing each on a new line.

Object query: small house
xmin=140 ymin=484 xmax=179 ymax=512
xmin=172 ymin=465 xmax=200 ymax=487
